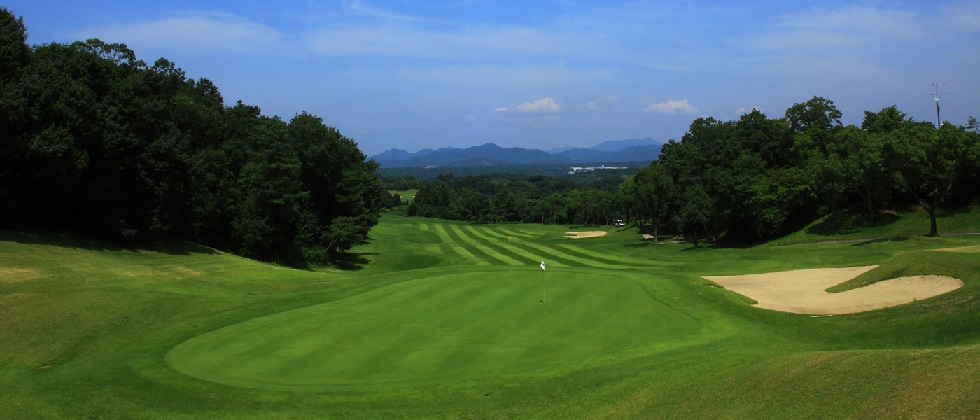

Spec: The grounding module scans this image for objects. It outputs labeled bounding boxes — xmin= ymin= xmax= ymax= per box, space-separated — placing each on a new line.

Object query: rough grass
xmin=1 ymin=214 xmax=979 ymax=418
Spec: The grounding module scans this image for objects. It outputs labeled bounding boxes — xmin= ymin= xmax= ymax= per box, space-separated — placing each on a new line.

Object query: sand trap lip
xmin=931 ymin=245 xmax=980 ymax=253
xmin=565 ymin=231 xmax=607 ymax=239
xmin=704 ymin=265 xmax=964 ymax=314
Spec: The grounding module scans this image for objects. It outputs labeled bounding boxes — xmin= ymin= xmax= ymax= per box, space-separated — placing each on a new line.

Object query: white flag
xmin=540 ymin=261 xmax=546 ymax=270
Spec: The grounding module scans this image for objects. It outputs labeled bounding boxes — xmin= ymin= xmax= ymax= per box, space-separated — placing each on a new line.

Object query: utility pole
xmin=929 ymin=83 xmax=951 ymax=128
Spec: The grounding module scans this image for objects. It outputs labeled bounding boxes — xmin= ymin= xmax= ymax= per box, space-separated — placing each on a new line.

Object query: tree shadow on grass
xmin=0 ymin=229 xmax=219 ymax=256
xmin=330 ymin=252 xmax=374 ymax=271
xmin=850 ymin=237 xmax=911 ymax=247
xmin=805 ymin=211 xmax=901 ymax=236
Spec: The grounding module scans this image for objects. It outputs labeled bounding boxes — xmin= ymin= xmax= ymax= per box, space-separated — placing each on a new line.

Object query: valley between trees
xmin=3 ymin=4 xmax=978 ymax=263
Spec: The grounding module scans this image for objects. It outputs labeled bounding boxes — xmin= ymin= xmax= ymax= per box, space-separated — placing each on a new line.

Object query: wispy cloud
xmin=77 ymin=12 xmax=282 ymax=54
xmin=307 ymin=24 xmax=588 ymax=60
xmin=746 ymin=6 xmax=926 ymax=52
xmin=643 ymin=99 xmax=698 ymax=114
xmin=396 ymin=64 xmax=611 ymax=89
xmin=341 ymin=0 xmax=429 ymax=23
xmin=942 ymin=2 xmax=980 ymax=31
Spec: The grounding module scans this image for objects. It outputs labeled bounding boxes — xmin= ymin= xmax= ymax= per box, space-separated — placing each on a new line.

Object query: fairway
xmin=2 ymin=214 xmax=980 ymax=418
xmin=167 ymin=268 xmax=698 ymax=390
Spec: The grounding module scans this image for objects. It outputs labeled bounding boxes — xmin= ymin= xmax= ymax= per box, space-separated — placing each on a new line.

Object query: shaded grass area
xmin=1 ymin=215 xmax=979 ymax=417
xmin=769 ymin=205 xmax=980 ymax=246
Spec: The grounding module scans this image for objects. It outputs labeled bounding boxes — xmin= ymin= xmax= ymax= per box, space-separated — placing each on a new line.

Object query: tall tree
xmin=630 ymin=163 xmax=674 ymax=242
xmin=0 ymin=7 xmax=31 ymax=224
xmin=786 ymin=96 xmax=843 ymax=158
xmin=678 ymin=184 xmax=713 ymax=248
xmin=887 ymin=121 xmax=974 ymax=236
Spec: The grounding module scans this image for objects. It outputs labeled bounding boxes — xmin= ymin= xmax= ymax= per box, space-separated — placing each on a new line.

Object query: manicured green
xmin=167 ymin=269 xmax=698 ymax=390
xmin=1 ymin=213 xmax=979 ymax=418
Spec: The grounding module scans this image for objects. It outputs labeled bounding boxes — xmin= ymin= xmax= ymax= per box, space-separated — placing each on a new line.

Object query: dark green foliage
xmin=625 ymin=100 xmax=979 ymax=244
xmin=0 ymin=8 xmax=383 ymax=264
xmin=405 ymin=173 xmax=626 ymax=225
xmin=403 ymin=98 xmax=978 ymax=242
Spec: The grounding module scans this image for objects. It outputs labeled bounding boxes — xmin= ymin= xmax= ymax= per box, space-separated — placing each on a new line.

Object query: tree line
xmin=0 ymin=8 xmax=387 ymax=264
xmin=407 ymin=97 xmax=979 ymax=245
xmin=405 ymin=172 xmax=625 ymax=225
xmin=624 ymin=98 xmax=979 ymax=244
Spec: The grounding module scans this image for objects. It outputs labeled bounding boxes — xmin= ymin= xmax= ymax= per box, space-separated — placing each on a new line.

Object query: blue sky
xmin=6 ymin=1 xmax=979 ymax=156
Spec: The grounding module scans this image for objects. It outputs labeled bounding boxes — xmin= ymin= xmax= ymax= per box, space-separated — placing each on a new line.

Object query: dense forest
xmin=404 ymin=172 xmax=628 ymax=225
xmin=0 ymin=8 xmax=387 ymax=264
xmin=407 ymin=98 xmax=980 ymax=244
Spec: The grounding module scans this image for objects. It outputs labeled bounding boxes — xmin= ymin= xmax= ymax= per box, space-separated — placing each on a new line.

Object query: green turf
xmin=2 ymin=210 xmax=979 ymax=418
xmin=167 ymin=268 xmax=698 ymax=390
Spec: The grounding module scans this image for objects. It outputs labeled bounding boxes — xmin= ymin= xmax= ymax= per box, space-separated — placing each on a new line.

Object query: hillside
xmin=371 ymin=138 xmax=664 ymax=168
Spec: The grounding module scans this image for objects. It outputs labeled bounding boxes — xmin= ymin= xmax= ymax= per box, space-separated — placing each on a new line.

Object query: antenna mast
xmin=929 ymin=83 xmax=951 ymax=128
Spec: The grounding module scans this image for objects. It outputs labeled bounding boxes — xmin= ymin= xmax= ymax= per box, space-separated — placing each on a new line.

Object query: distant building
xmin=568 ymin=164 xmax=629 ymax=175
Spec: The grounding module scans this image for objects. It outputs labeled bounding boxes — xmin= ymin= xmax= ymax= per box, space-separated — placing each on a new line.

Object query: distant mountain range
xmin=371 ymin=138 xmax=663 ymax=168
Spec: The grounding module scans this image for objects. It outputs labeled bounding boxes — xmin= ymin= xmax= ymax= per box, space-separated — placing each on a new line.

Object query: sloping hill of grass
xmin=1 ymin=214 xmax=979 ymax=418
xmin=769 ymin=206 xmax=980 ymax=245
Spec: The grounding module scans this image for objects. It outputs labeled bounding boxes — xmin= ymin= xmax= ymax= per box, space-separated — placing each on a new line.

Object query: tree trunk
xmin=928 ymin=204 xmax=938 ymax=237
xmin=652 ymin=222 xmax=659 ymax=243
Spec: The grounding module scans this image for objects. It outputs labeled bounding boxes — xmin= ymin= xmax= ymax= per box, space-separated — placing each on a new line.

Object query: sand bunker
xmin=704 ymin=265 xmax=963 ymax=314
xmin=565 ymin=231 xmax=607 ymax=239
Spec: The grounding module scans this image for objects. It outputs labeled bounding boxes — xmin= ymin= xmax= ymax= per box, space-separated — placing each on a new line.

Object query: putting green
xmin=166 ymin=268 xmax=699 ymax=390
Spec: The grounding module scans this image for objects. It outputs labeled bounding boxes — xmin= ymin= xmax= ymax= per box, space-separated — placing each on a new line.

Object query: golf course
xmin=2 ymin=211 xmax=980 ymax=418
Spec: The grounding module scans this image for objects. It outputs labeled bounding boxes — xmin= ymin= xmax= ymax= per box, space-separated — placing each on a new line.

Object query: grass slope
xmin=1 ymin=213 xmax=979 ymax=418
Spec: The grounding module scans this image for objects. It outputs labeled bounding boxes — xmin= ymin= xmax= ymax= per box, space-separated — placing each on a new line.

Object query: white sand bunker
xmin=704 ymin=265 xmax=964 ymax=314
xmin=565 ymin=231 xmax=607 ymax=239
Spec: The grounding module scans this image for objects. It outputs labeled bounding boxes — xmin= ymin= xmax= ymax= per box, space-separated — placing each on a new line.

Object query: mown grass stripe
xmin=477 ymin=226 xmax=638 ymax=269
xmin=429 ymin=224 xmax=487 ymax=264
xmin=475 ymin=227 xmax=609 ymax=269
xmin=441 ymin=224 xmax=509 ymax=265
xmin=458 ymin=225 xmax=538 ymax=266
xmin=422 ymin=224 xmax=461 ymax=258
xmin=546 ymin=242 xmax=650 ymax=267
xmin=489 ymin=226 xmax=538 ymax=240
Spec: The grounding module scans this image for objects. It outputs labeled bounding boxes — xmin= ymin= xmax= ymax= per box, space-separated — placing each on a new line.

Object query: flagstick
xmin=541 ymin=269 xmax=546 ymax=303
xmin=539 ymin=261 xmax=547 ymax=303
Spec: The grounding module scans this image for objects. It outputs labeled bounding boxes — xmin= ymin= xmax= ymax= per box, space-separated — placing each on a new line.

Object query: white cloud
xmin=514 ymin=97 xmax=562 ymax=113
xmin=643 ymin=99 xmax=698 ymax=114
xmin=79 ymin=12 xmax=282 ymax=54
xmin=494 ymin=107 xmax=509 ymax=112
xmin=736 ymin=106 xmax=762 ymax=115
